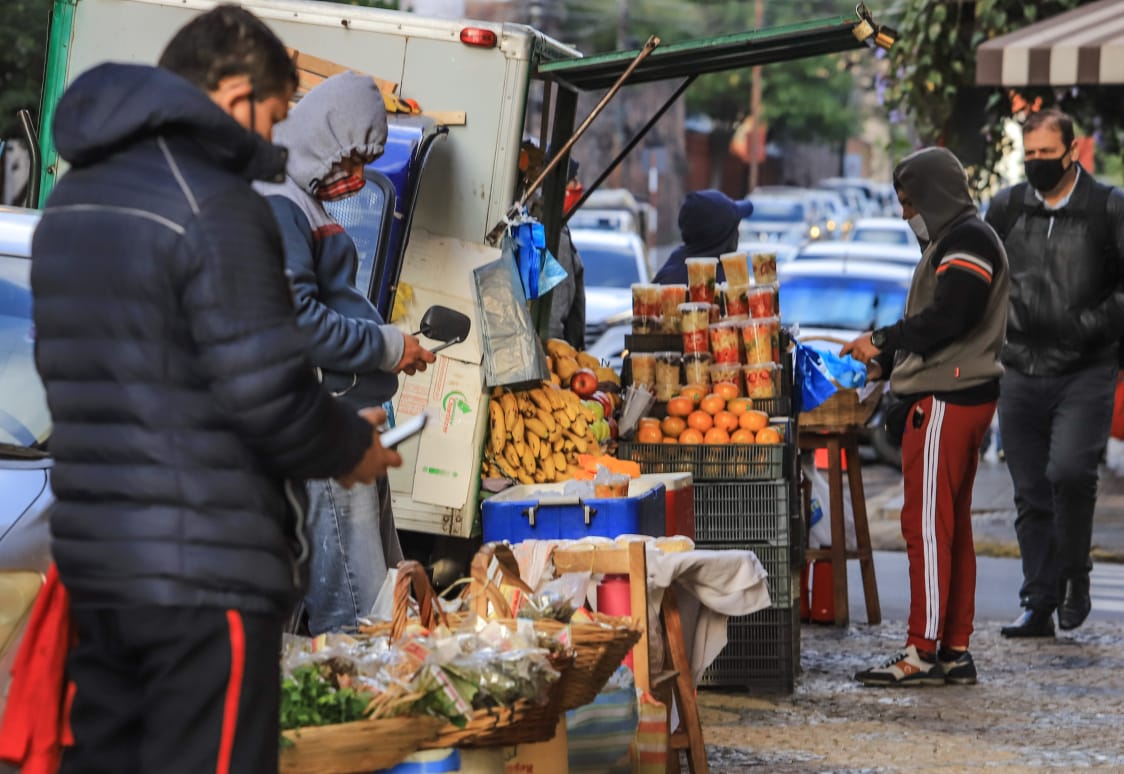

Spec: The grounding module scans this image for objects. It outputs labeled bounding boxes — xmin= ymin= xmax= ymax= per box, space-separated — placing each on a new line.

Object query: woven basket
xmin=797 ymin=335 xmax=883 ymax=429
xmin=459 ymin=543 xmax=643 ymax=711
xmin=279 ymin=715 xmax=443 ymax=774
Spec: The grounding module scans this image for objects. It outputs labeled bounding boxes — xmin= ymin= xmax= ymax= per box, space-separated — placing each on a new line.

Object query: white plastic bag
xmin=803 ymin=456 xmax=857 ymax=551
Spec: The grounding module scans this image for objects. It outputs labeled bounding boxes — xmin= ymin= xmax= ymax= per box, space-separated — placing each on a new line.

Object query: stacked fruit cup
xmin=630 ymin=283 xmax=662 ymax=334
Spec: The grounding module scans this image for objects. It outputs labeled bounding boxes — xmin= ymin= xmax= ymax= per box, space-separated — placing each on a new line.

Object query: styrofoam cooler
xmin=639 ymin=472 xmax=695 ymax=538
xmin=481 ymin=478 xmax=666 ymax=543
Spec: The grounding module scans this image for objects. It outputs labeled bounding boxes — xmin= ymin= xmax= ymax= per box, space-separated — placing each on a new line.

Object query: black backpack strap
xmin=993 ymin=182 xmax=1029 ymax=241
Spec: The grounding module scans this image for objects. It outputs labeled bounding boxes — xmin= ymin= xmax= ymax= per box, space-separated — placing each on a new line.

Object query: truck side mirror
xmin=414 ymin=305 xmax=471 ymax=353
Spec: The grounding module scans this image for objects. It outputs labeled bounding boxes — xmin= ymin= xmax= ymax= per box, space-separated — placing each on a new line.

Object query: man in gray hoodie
xmin=843 ymin=147 xmax=1008 ymax=687
xmin=257 ymin=72 xmax=435 ymax=634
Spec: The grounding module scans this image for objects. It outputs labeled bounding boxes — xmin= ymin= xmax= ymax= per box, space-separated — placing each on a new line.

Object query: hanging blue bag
xmin=795 ymin=342 xmax=839 ymax=412
xmin=817 ymin=349 xmax=868 ymax=389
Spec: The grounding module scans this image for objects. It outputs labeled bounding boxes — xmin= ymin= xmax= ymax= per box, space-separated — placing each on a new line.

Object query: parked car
xmin=792 ymin=240 xmax=919 ymax=267
xmin=779 ymin=258 xmax=913 ymax=466
xmin=572 ymin=228 xmax=650 ymax=346
xmin=738 ymin=195 xmax=814 ymax=245
xmin=0 ymin=205 xmax=51 ymax=739
xmin=847 ymin=217 xmax=918 ymax=249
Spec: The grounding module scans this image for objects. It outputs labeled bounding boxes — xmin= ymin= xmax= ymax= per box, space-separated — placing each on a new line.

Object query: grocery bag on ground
xmin=803 ymin=455 xmax=857 ymax=552
xmin=565 ymin=666 xmax=636 ymax=774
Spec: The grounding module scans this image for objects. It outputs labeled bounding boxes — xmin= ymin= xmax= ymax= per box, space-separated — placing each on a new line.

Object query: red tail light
xmin=460 ymin=27 xmax=497 ymax=48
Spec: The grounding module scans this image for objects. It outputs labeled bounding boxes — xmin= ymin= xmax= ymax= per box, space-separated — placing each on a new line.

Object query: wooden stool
xmin=554 ymin=542 xmax=708 ymax=773
xmin=799 ymin=426 xmax=881 ymax=626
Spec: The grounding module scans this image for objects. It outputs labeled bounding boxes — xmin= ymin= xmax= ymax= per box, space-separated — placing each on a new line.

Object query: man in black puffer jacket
xmin=985 ymin=109 xmax=1124 ymax=638
xmin=31 ymin=7 xmax=400 ymax=772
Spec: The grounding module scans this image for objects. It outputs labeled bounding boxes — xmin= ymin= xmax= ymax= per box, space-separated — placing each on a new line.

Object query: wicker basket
xmin=797 ymin=335 xmax=883 ymax=429
xmin=279 ymin=715 xmax=443 ymax=774
xmin=459 ymin=543 xmax=643 ymax=711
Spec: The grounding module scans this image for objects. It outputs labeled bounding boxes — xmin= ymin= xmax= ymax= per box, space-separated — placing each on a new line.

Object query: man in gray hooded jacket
xmin=843 ymin=147 xmax=1008 ymax=687
xmin=257 ymin=72 xmax=435 ymax=634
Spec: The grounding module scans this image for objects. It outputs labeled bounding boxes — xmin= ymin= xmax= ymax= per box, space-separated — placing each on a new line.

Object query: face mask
xmin=907 ymin=213 xmax=929 ymax=242
xmin=1024 ymin=156 xmax=1071 ymax=193
xmin=315 ymin=168 xmax=366 ymax=201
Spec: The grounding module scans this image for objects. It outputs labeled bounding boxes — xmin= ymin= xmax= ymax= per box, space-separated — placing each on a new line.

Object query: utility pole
xmin=748 ymin=0 xmax=764 ymax=193
xmin=613 ymin=0 xmax=629 ymax=188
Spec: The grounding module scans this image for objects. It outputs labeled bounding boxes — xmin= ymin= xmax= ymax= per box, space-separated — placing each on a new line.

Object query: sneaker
xmin=939 ymin=650 xmax=977 ymax=685
xmin=854 ymin=645 xmax=945 ymax=687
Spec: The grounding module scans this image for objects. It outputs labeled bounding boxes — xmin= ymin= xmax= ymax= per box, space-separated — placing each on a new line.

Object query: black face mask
xmin=1024 ymin=156 xmax=1071 ymax=193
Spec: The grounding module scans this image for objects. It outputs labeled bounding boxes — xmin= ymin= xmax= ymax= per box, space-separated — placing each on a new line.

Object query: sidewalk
xmin=860 ymin=458 xmax=1124 ymax=562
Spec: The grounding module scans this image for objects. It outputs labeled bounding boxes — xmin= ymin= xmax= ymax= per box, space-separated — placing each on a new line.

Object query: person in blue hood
xmin=256 ymin=72 xmax=436 ymax=635
xmin=29 ymin=6 xmax=401 ymax=773
xmin=653 ymin=189 xmax=754 ymax=285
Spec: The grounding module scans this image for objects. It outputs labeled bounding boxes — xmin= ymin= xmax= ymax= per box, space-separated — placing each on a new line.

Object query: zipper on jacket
xmin=283 ymin=479 xmax=310 ymax=588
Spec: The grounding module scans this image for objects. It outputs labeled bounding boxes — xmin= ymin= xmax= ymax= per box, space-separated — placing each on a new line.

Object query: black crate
xmin=694 ymin=542 xmax=795 ymax=608
xmin=750 ymin=394 xmax=791 ymax=418
xmin=698 ymin=606 xmax=799 ymax=693
xmin=618 ymin=418 xmax=793 ymax=481
xmin=694 ymin=479 xmax=791 ymax=545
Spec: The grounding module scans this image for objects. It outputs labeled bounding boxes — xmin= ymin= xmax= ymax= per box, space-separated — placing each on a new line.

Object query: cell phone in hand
xmin=379 ymin=412 xmax=429 ymax=448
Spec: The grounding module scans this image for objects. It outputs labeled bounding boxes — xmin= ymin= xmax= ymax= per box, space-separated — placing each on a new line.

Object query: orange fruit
xmin=699 ymin=393 xmax=726 ymax=416
xmin=679 ymin=427 xmax=704 ymax=445
xmin=686 ymin=410 xmax=713 ymax=433
xmin=662 ymin=435 xmax=679 ymax=444
xmin=666 ymin=396 xmax=694 ymax=418
xmin=679 ymin=384 xmax=707 ymax=404
xmin=731 ymin=428 xmax=756 ymax=444
xmin=713 ymin=410 xmax=739 ymax=433
xmin=704 ymin=427 xmax=730 ymax=444
xmin=713 ymin=381 xmax=740 ymax=401
xmin=755 ymin=426 xmax=782 ymax=444
xmin=639 ymin=417 xmax=661 ymax=431
xmin=739 ymin=409 xmax=769 ymax=433
xmin=637 ymin=425 xmax=663 ymax=444
xmin=727 ymin=397 xmax=752 ymax=416
xmin=661 ymin=415 xmax=687 ymax=438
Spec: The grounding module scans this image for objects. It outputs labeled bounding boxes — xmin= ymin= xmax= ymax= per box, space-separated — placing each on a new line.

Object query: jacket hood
xmin=678 ymin=189 xmax=754 ymax=256
xmin=53 ymin=63 xmax=286 ymax=181
xmin=272 ymin=71 xmax=387 ymax=194
xmin=893 ymin=147 xmax=976 ymax=240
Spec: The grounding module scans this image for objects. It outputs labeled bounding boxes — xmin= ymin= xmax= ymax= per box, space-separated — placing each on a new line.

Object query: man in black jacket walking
xmin=31 ymin=7 xmax=400 ymax=772
xmin=986 ymin=109 xmax=1124 ymax=637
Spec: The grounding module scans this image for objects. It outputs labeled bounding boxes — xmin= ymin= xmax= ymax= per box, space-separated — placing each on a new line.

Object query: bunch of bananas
xmin=544 ymin=338 xmax=620 ymax=389
xmin=484 ymin=383 xmax=601 ymax=484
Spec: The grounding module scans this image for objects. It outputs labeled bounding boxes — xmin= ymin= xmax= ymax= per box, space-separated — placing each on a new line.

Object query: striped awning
xmin=976 ymin=0 xmax=1124 ymax=87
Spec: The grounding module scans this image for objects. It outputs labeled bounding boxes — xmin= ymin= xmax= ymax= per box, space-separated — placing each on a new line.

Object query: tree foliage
xmin=882 ymin=0 xmax=1124 ymax=194
xmin=0 ymin=0 xmax=50 ymax=139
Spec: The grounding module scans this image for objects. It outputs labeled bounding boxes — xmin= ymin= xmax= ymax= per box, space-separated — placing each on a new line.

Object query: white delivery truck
xmin=31 ymin=0 xmax=894 ymax=558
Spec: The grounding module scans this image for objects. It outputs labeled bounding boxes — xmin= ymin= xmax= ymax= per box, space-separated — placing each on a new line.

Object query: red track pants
xmin=901 ymin=395 xmax=996 ymax=653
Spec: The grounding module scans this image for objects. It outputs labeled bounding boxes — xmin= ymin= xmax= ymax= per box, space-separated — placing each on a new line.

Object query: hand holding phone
xmin=379 ymin=411 xmax=430 ymax=448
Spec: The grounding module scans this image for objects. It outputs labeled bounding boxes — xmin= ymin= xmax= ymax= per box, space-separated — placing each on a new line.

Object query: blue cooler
xmin=481 ymin=478 xmax=666 ymax=543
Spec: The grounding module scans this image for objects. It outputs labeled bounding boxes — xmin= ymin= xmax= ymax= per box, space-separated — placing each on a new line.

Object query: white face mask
xmin=907 ymin=213 xmax=929 ymax=242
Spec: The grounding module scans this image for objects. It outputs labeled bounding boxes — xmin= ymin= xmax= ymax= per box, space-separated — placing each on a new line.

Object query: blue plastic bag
xmin=795 ymin=342 xmax=838 ymax=412
xmin=512 ymin=219 xmax=568 ymax=300
xmin=817 ymin=349 xmax=868 ymax=389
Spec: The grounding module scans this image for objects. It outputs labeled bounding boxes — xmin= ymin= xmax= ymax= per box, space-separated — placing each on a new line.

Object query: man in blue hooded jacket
xmin=653 ymin=189 xmax=754 ymax=285
xmin=257 ymin=72 xmax=436 ymax=634
xmin=31 ymin=7 xmax=400 ymax=772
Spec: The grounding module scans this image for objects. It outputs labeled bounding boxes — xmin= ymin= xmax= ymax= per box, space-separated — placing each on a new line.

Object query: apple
xmin=606 ymin=417 xmax=619 ymax=440
xmin=590 ymin=418 xmax=611 ymax=442
xmin=590 ymin=390 xmax=614 ymax=421
xmin=570 ymin=368 xmax=599 ymax=399
xmin=583 ymin=399 xmax=605 ymax=422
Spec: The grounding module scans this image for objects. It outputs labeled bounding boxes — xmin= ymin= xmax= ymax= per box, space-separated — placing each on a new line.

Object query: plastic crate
xmin=617 ymin=440 xmax=785 ymax=482
xmin=693 ymin=479 xmax=791 ymax=545
xmin=749 ymin=395 xmax=790 ymax=418
xmin=695 ymin=542 xmax=795 ymax=608
xmin=698 ymin=606 xmax=798 ymax=693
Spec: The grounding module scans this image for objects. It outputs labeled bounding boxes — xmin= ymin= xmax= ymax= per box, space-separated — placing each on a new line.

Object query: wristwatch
xmin=870 ymin=328 xmax=887 ymax=349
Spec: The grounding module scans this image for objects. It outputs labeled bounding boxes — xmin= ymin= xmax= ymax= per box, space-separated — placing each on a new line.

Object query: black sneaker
xmin=939 ymin=650 xmax=977 ymax=685
xmin=855 ymin=645 xmax=945 ymax=687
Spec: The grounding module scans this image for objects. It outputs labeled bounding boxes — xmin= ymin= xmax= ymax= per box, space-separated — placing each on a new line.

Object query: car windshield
xmin=750 ymin=198 xmax=805 ymax=222
xmin=852 ymin=227 xmax=913 ymax=246
xmin=576 ymin=241 xmax=644 ymax=288
xmin=780 ymin=275 xmax=907 ymax=331
xmin=0 ymin=254 xmax=50 ymax=452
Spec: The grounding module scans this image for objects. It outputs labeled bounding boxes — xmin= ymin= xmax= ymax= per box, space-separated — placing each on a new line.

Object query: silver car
xmin=572 ymin=228 xmax=650 ymax=346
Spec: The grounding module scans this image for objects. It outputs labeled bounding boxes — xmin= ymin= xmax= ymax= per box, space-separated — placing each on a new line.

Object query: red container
xmin=809 ymin=559 xmax=835 ymax=623
xmin=597 ymin=574 xmax=634 ymax=669
xmin=639 ymin=472 xmax=694 ymax=539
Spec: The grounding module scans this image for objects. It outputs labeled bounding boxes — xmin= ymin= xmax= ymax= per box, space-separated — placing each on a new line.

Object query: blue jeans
xmin=999 ymin=361 xmax=1116 ymax=611
xmin=303 ymin=476 xmax=403 ymax=634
